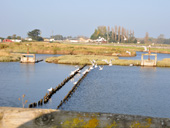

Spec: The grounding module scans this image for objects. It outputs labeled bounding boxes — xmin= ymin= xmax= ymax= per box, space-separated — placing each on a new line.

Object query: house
xmin=11 ymin=39 xmax=21 ymax=42
xmin=49 ymin=38 xmax=55 ymax=42
xmin=70 ymin=40 xmax=78 ymax=43
xmin=25 ymin=38 xmax=32 ymax=41
xmin=3 ymin=39 xmax=13 ymax=42
xmin=137 ymin=41 xmax=140 ymax=44
xmin=44 ymin=38 xmax=50 ymax=42
xmin=85 ymin=39 xmax=93 ymax=43
xmin=95 ymin=37 xmax=107 ymax=43
xmin=0 ymin=39 xmax=2 ymax=42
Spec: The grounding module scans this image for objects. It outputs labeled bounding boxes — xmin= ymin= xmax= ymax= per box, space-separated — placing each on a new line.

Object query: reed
xmin=0 ymin=51 xmax=20 ymax=62
xmin=45 ymin=55 xmax=141 ymax=66
xmin=157 ymin=58 xmax=170 ymax=67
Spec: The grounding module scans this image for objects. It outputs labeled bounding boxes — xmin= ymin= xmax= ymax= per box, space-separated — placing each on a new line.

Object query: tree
xmin=115 ymin=25 xmax=117 ymax=42
xmin=118 ymin=26 xmax=121 ymax=42
xmin=126 ymin=30 xmax=129 ymax=42
xmin=90 ymin=25 xmax=137 ymax=43
xmin=12 ymin=34 xmax=17 ymax=39
xmin=157 ymin=34 xmax=165 ymax=44
xmin=90 ymin=29 xmax=99 ymax=39
xmin=0 ymin=37 xmax=4 ymax=41
xmin=7 ymin=36 xmax=12 ymax=39
xmin=111 ymin=27 xmax=115 ymax=42
xmin=90 ymin=26 xmax=107 ymax=39
xmin=144 ymin=32 xmax=149 ymax=44
xmin=52 ymin=35 xmax=63 ymax=40
xmin=17 ymin=36 xmax=21 ymax=40
xmin=27 ymin=29 xmax=43 ymax=41
xmin=121 ymin=27 xmax=124 ymax=43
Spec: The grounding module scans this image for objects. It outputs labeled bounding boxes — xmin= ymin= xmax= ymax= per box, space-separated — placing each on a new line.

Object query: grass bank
xmin=157 ymin=58 xmax=170 ymax=67
xmin=45 ymin=55 xmax=141 ymax=66
xmin=0 ymin=42 xmax=136 ymax=57
xmin=0 ymin=51 xmax=20 ymax=62
xmin=46 ymin=55 xmax=170 ymax=67
xmin=1 ymin=42 xmax=170 ymax=56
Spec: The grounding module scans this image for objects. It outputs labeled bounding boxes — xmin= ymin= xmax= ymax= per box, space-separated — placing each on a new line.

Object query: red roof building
xmin=3 ymin=39 xmax=13 ymax=42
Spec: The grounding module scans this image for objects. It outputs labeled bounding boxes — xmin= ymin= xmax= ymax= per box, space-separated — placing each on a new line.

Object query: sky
xmin=0 ymin=0 xmax=170 ymax=38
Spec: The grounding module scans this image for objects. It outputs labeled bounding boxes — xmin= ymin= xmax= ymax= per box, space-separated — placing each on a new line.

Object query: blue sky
xmin=0 ymin=0 xmax=170 ymax=38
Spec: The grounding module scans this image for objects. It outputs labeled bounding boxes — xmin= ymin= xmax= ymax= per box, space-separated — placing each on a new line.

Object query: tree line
xmin=141 ymin=33 xmax=170 ymax=44
xmin=90 ymin=26 xmax=137 ymax=43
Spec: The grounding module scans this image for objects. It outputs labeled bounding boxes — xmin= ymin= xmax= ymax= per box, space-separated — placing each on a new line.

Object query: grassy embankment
xmin=46 ymin=54 xmax=170 ymax=67
xmin=1 ymin=42 xmax=170 ymax=67
xmin=1 ymin=42 xmax=137 ymax=56
xmin=157 ymin=58 xmax=170 ymax=67
xmin=46 ymin=55 xmax=141 ymax=66
xmin=0 ymin=42 xmax=136 ymax=62
xmin=0 ymin=51 xmax=20 ymax=62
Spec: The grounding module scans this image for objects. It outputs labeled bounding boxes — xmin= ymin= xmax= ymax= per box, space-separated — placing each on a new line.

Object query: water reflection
xmin=62 ymin=65 xmax=170 ymax=118
xmin=20 ymin=63 xmax=35 ymax=84
xmin=120 ymin=51 xmax=170 ymax=60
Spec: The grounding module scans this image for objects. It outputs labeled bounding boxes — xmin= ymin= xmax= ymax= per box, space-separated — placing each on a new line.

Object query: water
xmin=0 ymin=54 xmax=77 ymax=108
xmin=120 ymin=51 xmax=170 ymax=60
xmin=0 ymin=53 xmax=170 ymax=118
xmin=62 ymin=66 xmax=170 ymax=118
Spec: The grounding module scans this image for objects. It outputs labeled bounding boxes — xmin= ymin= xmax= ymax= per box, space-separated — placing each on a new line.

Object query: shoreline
xmin=0 ymin=107 xmax=170 ymax=128
xmin=45 ymin=55 xmax=170 ymax=67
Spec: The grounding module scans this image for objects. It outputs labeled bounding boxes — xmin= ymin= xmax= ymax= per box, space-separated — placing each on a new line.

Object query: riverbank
xmin=46 ymin=55 xmax=170 ymax=67
xmin=0 ymin=107 xmax=170 ymax=128
xmin=1 ymin=42 xmax=170 ymax=55
xmin=46 ymin=55 xmax=141 ymax=66
xmin=0 ymin=42 xmax=138 ymax=57
xmin=0 ymin=51 xmax=20 ymax=62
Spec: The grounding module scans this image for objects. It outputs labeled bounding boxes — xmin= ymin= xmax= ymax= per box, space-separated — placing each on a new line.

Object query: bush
xmin=0 ymin=44 xmax=8 ymax=49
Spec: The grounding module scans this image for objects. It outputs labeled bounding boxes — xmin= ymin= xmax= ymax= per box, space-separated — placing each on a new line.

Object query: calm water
xmin=62 ymin=66 xmax=170 ymax=118
xmin=0 ymin=53 xmax=170 ymax=118
xmin=120 ymin=51 xmax=170 ymax=60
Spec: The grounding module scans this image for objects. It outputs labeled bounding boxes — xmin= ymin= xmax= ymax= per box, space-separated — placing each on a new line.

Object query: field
xmin=1 ymin=42 xmax=170 ymax=66
xmin=0 ymin=51 xmax=20 ymax=62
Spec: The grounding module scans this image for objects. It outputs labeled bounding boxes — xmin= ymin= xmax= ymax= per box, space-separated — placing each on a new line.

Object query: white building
xmin=25 ymin=38 xmax=32 ymax=41
xmin=11 ymin=39 xmax=22 ymax=42
xmin=95 ymin=37 xmax=106 ymax=43
xmin=49 ymin=38 xmax=55 ymax=42
xmin=70 ymin=40 xmax=78 ymax=43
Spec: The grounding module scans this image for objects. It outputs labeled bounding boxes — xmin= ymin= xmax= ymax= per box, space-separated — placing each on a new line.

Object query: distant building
xmin=3 ymin=39 xmax=13 ymax=42
xmin=69 ymin=40 xmax=78 ymax=43
xmin=0 ymin=39 xmax=2 ymax=42
xmin=85 ymin=39 xmax=93 ymax=43
xmin=49 ymin=38 xmax=55 ymax=42
xmin=11 ymin=39 xmax=21 ymax=42
xmin=95 ymin=37 xmax=107 ymax=43
xmin=44 ymin=38 xmax=50 ymax=42
xmin=25 ymin=38 xmax=32 ymax=41
xmin=137 ymin=41 xmax=140 ymax=44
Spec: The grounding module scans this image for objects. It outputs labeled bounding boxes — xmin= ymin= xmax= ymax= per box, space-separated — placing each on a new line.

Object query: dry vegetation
xmin=1 ymin=42 xmax=136 ymax=56
xmin=157 ymin=58 xmax=170 ymax=67
xmin=0 ymin=51 xmax=20 ymax=62
xmin=45 ymin=55 xmax=141 ymax=66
